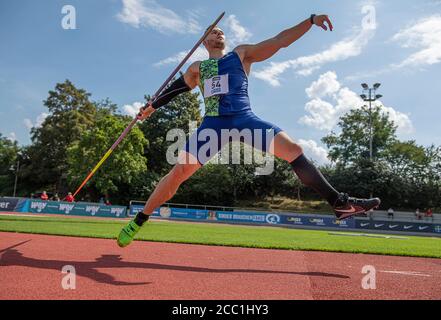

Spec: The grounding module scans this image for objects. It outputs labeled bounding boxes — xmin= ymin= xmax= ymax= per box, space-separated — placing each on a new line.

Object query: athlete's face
xmin=203 ymin=27 xmax=226 ymax=51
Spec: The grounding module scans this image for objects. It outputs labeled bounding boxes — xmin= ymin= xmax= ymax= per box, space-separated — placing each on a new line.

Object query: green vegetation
xmin=0 ymin=215 xmax=439 ymax=258
xmin=236 ymin=197 xmax=332 ymax=214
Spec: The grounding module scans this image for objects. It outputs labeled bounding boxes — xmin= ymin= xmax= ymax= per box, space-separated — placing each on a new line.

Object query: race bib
xmin=204 ymin=74 xmax=229 ymax=98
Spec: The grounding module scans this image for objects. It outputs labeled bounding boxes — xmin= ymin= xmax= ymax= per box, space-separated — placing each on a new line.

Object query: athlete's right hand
xmin=137 ymin=101 xmax=156 ymax=121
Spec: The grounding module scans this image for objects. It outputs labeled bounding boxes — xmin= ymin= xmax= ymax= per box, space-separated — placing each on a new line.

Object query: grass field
xmin=0 ymin=214 xmax=440 ymax=259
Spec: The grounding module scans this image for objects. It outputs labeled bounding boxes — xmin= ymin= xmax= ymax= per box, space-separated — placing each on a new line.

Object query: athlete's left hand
xmin=313 ymin=15 xmax=334 ymax=31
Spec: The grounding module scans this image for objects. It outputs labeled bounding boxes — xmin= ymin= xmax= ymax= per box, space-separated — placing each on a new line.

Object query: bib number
xmin=204 ymin=74 xmax=229 ymax=98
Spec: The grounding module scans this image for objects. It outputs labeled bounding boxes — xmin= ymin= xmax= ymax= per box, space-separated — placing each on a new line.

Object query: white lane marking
xmin=380 ymin=270 xmax=432 ymax=277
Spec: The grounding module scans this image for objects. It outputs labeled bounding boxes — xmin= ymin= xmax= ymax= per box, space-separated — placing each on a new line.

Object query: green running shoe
xmin=117 ymin=220 xmax=141 ymax=248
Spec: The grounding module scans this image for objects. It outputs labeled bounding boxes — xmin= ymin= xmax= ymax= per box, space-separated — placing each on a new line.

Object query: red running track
xmin=0 ymin=232 xmax=440 ymax=300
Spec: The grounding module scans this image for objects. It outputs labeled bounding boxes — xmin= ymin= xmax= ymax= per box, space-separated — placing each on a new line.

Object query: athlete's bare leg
xmin=143 ymin=151 xmax=202 ymax=215
xmin=269 ymin=131 xmax=304 ymax=162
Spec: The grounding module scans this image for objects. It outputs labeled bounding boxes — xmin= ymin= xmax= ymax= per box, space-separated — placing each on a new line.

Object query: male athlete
xmin=117 ymin=14 xmax=381 ymax=247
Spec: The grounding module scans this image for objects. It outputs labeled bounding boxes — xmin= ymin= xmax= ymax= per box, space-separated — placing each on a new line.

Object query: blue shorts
xmin=184 ymin=111 xmax=283 ymax=165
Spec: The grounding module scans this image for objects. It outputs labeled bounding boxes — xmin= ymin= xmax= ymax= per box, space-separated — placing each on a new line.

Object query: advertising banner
xmin=215 ymin=211 xmax=282 ymax=225
xmin=355 ymin=220 xmax=434 ymax=233
xmin=0 ymin=197 xmax=20 ymax=212
xmin=128 ymin=203 xmax=439 ymax=234
xmin=26 ymin=199 xmax=127 ymax=218
xmin=129 ymin=204 xmax=283 ymax=225
xmin=129 ymin=204 xmax=159 ymax=217
xmin=281 ymin=215 xmax=356 ymax=229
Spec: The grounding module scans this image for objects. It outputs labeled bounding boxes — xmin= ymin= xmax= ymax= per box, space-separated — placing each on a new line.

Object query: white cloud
xmin=300 ymin=72 xmax=414 ymax=136
xmin=8 ymin=132 xmax=17 ymax=142
xmin=35 ymin=113 xmax=48 ymax=127
xmin=306 ymin=71 xmax=341 ymax=99
xmin=24 ymin=113 xmax=49 ymax=131
xmin=24 ymin=119 xmax=33 ymax=131
xmin=122 ymin=102 xmax=144 ymax=117
xmin=117 ymin=0 xmax=201 ymax=34
xmin=381 ymin=105 xmax=415 ymax=135
xmin=225 ymin=14 xmax=252 ymax=47
xmin=298 ymin=139 xmax=330 ymax=165
xmin=155 ymin=14 xmax=251 ymax=67
xmin=346 ymin=15 xmax=441 ymax=81
xmin=254 ymin=26 xmax=375 ymax=86
xmin=155 ymin=47 xmax=208 ymax=68
xmin=391 ymin=15 xmax=441 ymax=69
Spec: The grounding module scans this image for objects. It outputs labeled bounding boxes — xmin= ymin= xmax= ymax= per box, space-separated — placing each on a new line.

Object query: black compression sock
xmin=134 ymin=213 xmax=150 ymax=227
xmin=290 ymin=154 xmax=340 ymax=206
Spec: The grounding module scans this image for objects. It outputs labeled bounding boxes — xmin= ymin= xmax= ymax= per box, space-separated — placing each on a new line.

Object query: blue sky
xmin=1 ymin=0 xmax=440 ymax=163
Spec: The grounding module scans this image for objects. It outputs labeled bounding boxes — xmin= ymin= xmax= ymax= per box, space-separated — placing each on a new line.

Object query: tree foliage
xmin=67 ymin=112 xmax=148 ymax=201
xmin=0 ymin=134 xmax=19 ymax=196
xmin=323 ymin=105 xmax=441 ymax=210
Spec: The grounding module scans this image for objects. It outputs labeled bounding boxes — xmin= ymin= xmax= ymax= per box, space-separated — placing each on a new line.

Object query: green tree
xmin=386 ymin=141 xmax=428 ymax=180
xmin=322 ymin=104 xmax=441 ymax=210
xmin=67 ymin=113 xmax=147 ymax=203
xmin=322 ymin=105 xmax=397 ymax=166
xmin=0 ymin=134 xmax=19 ymax=195
xmin=139 ymin=80 xmax=203 ymax=175
xmin=21 ymin=80 xmax=99 ymax=193
xmin=175 ymin=164 xmax=234 ymax=206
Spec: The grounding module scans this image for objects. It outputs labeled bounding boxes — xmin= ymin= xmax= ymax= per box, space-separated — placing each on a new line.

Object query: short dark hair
xmin=206 ymin=25 xmax=222 ymax=33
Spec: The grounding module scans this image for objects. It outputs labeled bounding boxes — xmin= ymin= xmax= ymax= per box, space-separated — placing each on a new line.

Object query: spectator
xmin=65 ymin=192 xmax=75 ymax=203
xmin=415 ymin=208 xmax=422 ymax=220
xmin=426 ymin=208 xmax=434 ymax=222
xmin=30 ymin=193 xmax=35 ymax=199
xmin=387 ymin=208 xmax=394 ymax=220
xmin=105 ymin=199 xmax=112 ymax=206
xmin=99 ymin=197 xmax=105 ymax=204
xmin=40 ymin=191 xmax=48 ymax=201
xmin=52 ymin=194 xmax=60 ymax=202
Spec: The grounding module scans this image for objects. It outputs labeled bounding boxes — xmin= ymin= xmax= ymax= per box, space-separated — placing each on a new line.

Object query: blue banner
xmin=129 ymin=204 xmax=159 ymax=217
xmin=215 ymin=211 xmax=282 ymax=225
xmin=24 ymin=199 xmax=127 ymax=218
xmin=281 ymin=215 xmax=355 ymax=229
xmin=0 ymin=197 xmax=20 ymax=212
xmin=129 ymin=204 xmax=283 ymax=225
xmin=355 ymin=220 xmax=434 ymax=233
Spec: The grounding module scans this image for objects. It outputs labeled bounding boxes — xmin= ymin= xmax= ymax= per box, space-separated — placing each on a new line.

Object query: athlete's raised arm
xmin=137 ymin=62 xmax=200 ymax=121
xmin=236 ymin=14 xmax=333 ymax=64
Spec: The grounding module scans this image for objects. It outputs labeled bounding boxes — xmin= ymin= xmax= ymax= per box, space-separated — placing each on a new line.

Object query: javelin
xmin=72 ymin=12 xmax=226 ymax=198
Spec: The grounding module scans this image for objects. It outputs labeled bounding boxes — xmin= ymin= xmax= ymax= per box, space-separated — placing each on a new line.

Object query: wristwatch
xmin=310 ymin=14 xmax=316 ymax=25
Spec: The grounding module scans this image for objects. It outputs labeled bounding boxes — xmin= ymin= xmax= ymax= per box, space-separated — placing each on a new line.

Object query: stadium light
xmin=360 ymin=83 xmax=384 ymax=199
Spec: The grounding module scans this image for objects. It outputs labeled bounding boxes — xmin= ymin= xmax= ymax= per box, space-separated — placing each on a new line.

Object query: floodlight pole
xmin=13 ymin=159 xmax=20 ymax=197
xmin=361 ymin=83 xmax=383 ymax=198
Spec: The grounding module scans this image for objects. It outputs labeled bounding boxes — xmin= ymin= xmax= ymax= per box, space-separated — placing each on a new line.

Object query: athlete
xmin=117 ymin=14 xmax=381 ymax=248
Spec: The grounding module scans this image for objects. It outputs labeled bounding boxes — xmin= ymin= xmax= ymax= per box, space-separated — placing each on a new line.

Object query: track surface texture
xmin=0 ymin=232 xmax=440 ymax=300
